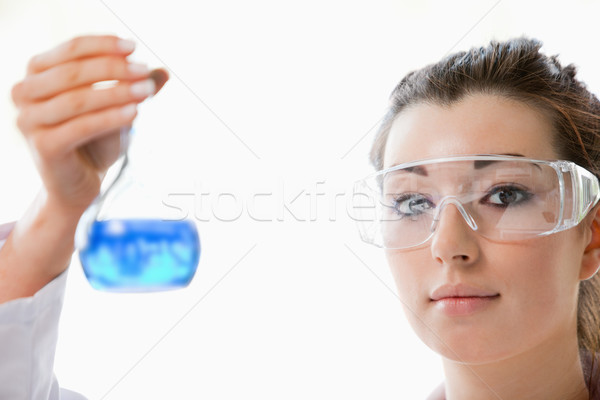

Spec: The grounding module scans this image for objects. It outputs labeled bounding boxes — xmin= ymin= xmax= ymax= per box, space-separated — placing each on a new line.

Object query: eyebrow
xmin=473 ymin=153 xmax=525 ymax=169
xmin=403 ymin=165 xmax=428 ymax=176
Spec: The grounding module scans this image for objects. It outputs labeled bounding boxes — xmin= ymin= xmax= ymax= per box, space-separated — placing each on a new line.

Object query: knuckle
xmin=16 ymin=108 xmax=31 ymax=133
xmin=65 ymin=91 xmax=87 ymax=115
xmin=14 ymin=78 xmax=36 ymax=103
xmin=76 ymin=112 xmax=112 ymax=137
xmin=120 ymin=105 xmax=137 ymax=123
xmin=11 ymin=82 xmax=23 ymax=105
xmin=65 ymin=37 xmax=83 ymax=55
xmin=62 ymin=63 xmax=81 ymax=84
xmin=77 ymin=117 xmax=94 ymax=134
xmin=93 ymin=106 xmax=134 ymax=132
xmin=101 ymin=56 xmax=123 ymax=77
xmin=26 ymin=55 xmax=41 ymax=74
xmin=95 ymin=111 xmax=116 ymax=130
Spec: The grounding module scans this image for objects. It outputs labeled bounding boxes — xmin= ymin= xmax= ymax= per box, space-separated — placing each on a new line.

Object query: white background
xmin=1 ymin=0 xmax=600 ymax=398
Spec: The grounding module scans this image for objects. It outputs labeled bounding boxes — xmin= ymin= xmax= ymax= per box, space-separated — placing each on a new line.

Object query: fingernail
xmin=117 ymin=39 xmax=136 ymax=53
xmin=130 ymin=79 xmax=156 ymax=98
xmin=128 ymin=63 xmax=149 ymax=76
xmin=120 ymin=104 xmax=137 ymax=117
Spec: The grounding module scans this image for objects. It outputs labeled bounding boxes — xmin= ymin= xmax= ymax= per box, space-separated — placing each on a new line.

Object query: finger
xmin=27 ymin=103 xmax=138 ymax=163
xmin=18 ymin=56 xmax=150 ymax=103
xmin=27 ymin=35 xmax=136 ymax=75
xmin=11 ymin=81 xmax=25 ymax=106
xmin=17 ymin=78 xmax=155 ymax=131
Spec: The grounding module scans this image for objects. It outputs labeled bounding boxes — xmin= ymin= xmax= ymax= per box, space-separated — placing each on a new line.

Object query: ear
xmin=580 ymin=206 xmax=600 ymax=280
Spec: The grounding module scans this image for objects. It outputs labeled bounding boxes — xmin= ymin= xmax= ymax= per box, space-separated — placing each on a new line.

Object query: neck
xmin=442 ymin=332 xmax=588 ymax=400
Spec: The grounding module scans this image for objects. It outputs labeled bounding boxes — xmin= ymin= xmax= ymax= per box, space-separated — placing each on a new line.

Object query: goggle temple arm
xmin=564 ymin=163 xmax=600 ymax=230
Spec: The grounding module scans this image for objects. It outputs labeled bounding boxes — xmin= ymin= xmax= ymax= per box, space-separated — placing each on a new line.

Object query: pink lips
xmin=430 ymin=284 xmax=500 ymax=316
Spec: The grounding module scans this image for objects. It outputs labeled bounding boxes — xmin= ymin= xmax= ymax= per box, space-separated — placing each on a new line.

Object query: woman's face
xmin=383 ymin=94 xmax=592 ymax=364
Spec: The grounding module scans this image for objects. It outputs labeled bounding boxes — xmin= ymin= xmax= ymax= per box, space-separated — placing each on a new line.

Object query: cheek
xmin=385 ymin=249 xmax=433 ymax=326
xmin=385 ymin=249 xmax=427 ymax=301
xmin=499 ymin=238 xmax=582 ymax=314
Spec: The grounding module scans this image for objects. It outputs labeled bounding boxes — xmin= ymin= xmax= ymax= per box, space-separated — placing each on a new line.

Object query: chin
xmin=429 ymin=339 xmax=509 ymax=365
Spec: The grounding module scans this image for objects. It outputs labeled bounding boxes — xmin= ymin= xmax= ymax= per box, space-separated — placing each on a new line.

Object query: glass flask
xmin=75 ymin=112 xmax=201 ymax=292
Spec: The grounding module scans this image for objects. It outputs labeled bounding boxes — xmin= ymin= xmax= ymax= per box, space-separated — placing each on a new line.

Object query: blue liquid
xmin=79 ymin=219 xmax=200 ymax=292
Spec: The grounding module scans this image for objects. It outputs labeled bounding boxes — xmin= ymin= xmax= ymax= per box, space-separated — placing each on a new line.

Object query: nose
xmin=430 ymin=200 xmax=480 ymax=266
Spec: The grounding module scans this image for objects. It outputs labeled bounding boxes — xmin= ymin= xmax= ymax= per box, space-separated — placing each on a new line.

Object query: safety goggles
xmin=353 ymin=155 xmax=600 ymax=249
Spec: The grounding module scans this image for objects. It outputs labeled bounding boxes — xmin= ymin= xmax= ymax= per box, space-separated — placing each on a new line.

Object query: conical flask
xmin=75 ymin=103 xmax=200 ymax=292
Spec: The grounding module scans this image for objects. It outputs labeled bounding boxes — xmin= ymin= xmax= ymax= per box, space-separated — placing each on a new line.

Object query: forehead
xmin=382 ymin=94 xmax=558 ymax=169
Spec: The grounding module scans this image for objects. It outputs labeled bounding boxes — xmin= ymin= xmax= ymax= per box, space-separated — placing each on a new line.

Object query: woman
xmin=1 ymin=35 xmax=598 ymax=398
xmin=355 ymin=37 xmax=600 ymax=398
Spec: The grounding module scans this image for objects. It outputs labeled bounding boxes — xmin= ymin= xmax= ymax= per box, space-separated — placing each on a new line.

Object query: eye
xmin=392 ymin=193 xmax=435 ymax=217
xmin=482 ymin=185 xmax=532 ymax=208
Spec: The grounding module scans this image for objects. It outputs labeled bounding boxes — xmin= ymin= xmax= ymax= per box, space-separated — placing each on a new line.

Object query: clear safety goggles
xmin=352 ymin=155 xmax=600 ymax=249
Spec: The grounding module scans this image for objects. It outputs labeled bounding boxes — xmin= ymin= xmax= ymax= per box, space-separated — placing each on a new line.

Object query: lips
xmin=430 ymin=284 xmax=500 ymax=316
xmin=430 ymin=283 xmax=499 ymax=301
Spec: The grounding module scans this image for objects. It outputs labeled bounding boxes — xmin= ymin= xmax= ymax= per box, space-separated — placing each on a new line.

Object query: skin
xmin=0 ymin=35 xmax=169 ymax=303
xmin=383 ymin=94 xmax=600 ymax=400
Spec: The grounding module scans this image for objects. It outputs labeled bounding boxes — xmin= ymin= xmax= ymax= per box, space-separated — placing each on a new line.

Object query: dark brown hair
xmin=370 ymin=37 xmax=600 ymax=395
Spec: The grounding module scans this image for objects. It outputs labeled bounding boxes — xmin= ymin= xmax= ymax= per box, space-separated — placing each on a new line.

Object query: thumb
xmin=150 ymin=68 xmax=169 ymax=94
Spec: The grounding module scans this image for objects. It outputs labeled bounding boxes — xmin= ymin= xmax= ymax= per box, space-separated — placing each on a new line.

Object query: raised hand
xmin=11 ymin=35 xmax=168 ymax=214
xmin=0 ymin=35 xmax=169 ymax=301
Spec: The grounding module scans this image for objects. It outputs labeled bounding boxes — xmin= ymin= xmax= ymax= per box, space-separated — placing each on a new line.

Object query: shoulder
xmin=426 ymin=382 xmax=445 ymax=400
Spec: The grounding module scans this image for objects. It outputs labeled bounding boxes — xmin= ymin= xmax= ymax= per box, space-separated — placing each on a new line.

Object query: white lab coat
xmin=0 ymin=222 xmax=86 ymax=400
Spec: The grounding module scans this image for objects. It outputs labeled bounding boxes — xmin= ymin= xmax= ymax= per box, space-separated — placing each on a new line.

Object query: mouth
xmin=430 ymin=284 xmax=500 ymax=316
